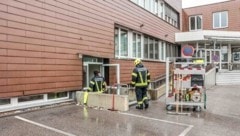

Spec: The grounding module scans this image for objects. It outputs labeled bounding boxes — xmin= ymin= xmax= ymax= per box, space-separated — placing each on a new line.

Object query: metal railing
xmin=149 ymin=74 xmax=168 ymax=89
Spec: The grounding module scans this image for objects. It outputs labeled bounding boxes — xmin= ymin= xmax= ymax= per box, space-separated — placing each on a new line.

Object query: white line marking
xmin=15 ymin=116 xmax=76 ymax=136
xmin=119 ymin=112 xmax=193 ymax=136
xmin=179 ymin=125 xmax=194 ymax=136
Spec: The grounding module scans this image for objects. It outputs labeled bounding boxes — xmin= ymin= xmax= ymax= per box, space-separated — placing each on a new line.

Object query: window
xmin=48 ymin=92 xmax=68 ymax=99
xmin=131 ymin=0 xmax=179 ymax=28
xmin=0 ymin=98 xmax=10 ymax=105
xmin=160 ymin=41 xmax=166 ymax=61
xmin=18 ymin=95 xmax=44 ymax=103
xmin=115 ymin=26 xmax=177 ymax=61
xmin=154 ymin=40 xmax=159 ymax=59
xmin=189 ymin=15 xmax=202 ymax=31
xmin=115 ymin=28 xmax=128 ymax=57
xmin=144 ymin=36 xmax=149 ymax=58
xmin=213 ymin=11 xmax=228 ymax=29
xmin=143 ymin=36 xmax=160 ymax=59
xmin=132 ymin=33 xmax=142 ymax=58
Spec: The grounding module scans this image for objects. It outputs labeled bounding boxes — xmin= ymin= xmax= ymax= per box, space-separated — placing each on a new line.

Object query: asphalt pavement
xmin=0 ymin=85 xmax=240 ymax=136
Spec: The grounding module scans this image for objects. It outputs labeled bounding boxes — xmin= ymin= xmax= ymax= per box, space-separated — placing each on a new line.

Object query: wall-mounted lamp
xmin=140 ymin=24 xmax=144 ymax=28
xmin=77 ymin=53 xmax=82 ymax=59
xmin=164 ymin=34 xmax=168 ymax=37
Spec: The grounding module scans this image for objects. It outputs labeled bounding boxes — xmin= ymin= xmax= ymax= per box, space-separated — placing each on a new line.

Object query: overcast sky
xmin=182 ymin=0 xmax=230 ymax=8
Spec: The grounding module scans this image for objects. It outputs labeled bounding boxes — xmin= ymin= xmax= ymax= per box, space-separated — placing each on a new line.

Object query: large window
xmin=131 ymin=0 xmax=179 ymax=28
xmin=115 ymin=26 xmax=177 ymax=61
xmin=143 ymin=36 xmax=160 ymax=59
xmin=189 ymin=15 xmax=202 ymax=31
xmin=132 ymin=33 xmax=142 ymax=58
xmin=213 ymin=11 xmax=228 ymax=29
xmin=115 ymin=28 xmax=128 ymax=57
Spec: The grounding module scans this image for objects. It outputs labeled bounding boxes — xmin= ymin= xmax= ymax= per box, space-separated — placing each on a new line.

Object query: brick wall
xmin=183 ymin=0 xmax=240 ymax=32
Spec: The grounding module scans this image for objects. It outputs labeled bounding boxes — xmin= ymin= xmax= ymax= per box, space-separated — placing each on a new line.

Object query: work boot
xmin=136 ymin=104 xmax=143 ymax=110
xmin=144 ymin=99 xmax=149 ymax=109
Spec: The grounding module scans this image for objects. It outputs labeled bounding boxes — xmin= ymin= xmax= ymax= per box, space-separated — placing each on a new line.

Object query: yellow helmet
xmin=134 ymin=58 xmax=141 ymax=66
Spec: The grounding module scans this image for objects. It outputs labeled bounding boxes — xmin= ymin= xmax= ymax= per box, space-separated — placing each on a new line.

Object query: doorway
xmin=197 ymin=49 xmax=221 ymax=70
xmin=82 ymin=56 xmax=120 ymax=93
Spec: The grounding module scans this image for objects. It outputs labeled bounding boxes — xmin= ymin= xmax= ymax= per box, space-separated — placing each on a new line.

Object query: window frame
xmin=130 ymin=0 xmax=179 ymax=29
xmin=189 ymin=15 xmax=202 ymax=31
xmin=115 ymin=26 xmax=175 ymax=62
xmin=213 ymin=11 xmax=228 ymax=29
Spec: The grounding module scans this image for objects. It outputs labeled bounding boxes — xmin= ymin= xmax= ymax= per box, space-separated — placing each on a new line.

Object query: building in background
xmin=0 ymin=0 xmax=181 ymax=110
xmin=176 ymin=0 xmax=240 ymax=71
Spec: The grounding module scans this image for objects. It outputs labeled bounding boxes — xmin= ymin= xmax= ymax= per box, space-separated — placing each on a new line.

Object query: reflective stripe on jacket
xmin=131 ymin=66 xmax=150 ymax=87
xmin=89 ymin=76 xmax=106 ymax=92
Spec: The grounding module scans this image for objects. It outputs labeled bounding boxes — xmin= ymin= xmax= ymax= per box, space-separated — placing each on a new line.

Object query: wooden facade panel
xmin=0 ymin=84 xmax=25 ymax=93
xmin=0 ymin=3 xmax=7 ymax=12
xmin=8 ymin=49 xmax=42 ymax=58
xmin=55 ymin=59 xmax=80 ymax=65
xmin=7 ymin=57 xmax=26 ymax=64
xmin=41 ymin=76 xmax=80 ymax=83
xmin=41 ymin=65 xmax=81 ymax=71
xmin=8 ymin=64 xmax=42 ymax=71
xmin=0 ymin=71 xmax=26 ymax=78
xmin=25 ymin=71 xmax=55 ymax=77
xmin=24 ymin=86 xmax=80 ymax=95
xmin=7 ymin=35 xmax=26 ymax=43
xmin=0 ymin=0 xmax=180 ymax=97
xmin=0 ymin=79 xmax=7 ymax=86
xmin=17 ymin=0 xmax=43 ymax=8
xmin=0 ymin=91 xmax=23 ymax=98
xmin=26 ymin=31 xmax=44 ymax=39
xmin=55 ymin=71 xmax=81 ymax=76
xmin=0 ymin=18 xmax=7 ymax=26
xmin=0 ymin=71 xmax=7 ymax=78
xmin=26 ymin=44 xmax=44 ymax=52
xmin=8 ymin=77 xmax=42 ymax=85
xmin=0 ymin=48 xmax=7 ymax=55
xmin=6 ymin=0 xmax=26 ymax=9
xmin=25 ymin=83 xmax=56 ymax=91
xmin=26 ymin=58 xmax=45 ymax=64
xmin=0 ymin=41 xmax=26 ymax=50
xmin=0 ymin=34 xmax=7 ymax=41
xmin=0 ymin=11 xmax=25 ymax=23
xmin=55 ymin=81 xmax=81 ymax=88
xmin=41 ymin=52 xmax=78 ymax=59
xmin=0 ymin=64 xmax=7 ymax=70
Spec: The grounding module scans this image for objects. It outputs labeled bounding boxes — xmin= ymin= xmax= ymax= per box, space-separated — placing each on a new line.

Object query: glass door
xmin=197 ymin=49 xmax=221 ymax=69
xmin=83 ymin=62 xmax=103 ymax=88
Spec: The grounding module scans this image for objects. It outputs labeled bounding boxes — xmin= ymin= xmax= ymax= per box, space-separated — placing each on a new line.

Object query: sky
xmin=182 ymin=0 xmax=230 ymax=8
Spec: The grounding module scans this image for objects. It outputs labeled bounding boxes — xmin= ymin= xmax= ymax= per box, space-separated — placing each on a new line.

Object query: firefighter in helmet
xmin=84 ymin=70 xmax=107 ymax=105
xmin=131 ymin=58 xmax=150 ymax=109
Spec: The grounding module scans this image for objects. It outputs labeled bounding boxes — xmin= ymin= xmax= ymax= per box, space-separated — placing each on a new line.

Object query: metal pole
xmin=166 ymin=57 xmax=169 ymax=99
xmin=117 ymin=64 xmax=120 ymax=95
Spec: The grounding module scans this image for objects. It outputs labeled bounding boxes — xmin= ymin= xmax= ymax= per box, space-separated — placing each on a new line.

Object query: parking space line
xmin=119 ymin=112 xmax=194 ymax=136
xmin=15 ymin=116 xmax=76 ymax=136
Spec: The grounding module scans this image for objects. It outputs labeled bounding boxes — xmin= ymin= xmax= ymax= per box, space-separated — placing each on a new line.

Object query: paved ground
xmin=0 ymin=85 xmax=240 ymax=136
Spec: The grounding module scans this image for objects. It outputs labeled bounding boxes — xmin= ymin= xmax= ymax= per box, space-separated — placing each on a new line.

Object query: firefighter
xmin=131 ymin=58 xmax=150 ymax=109
xmin=84 ymin=70 xmax=107 ymax=106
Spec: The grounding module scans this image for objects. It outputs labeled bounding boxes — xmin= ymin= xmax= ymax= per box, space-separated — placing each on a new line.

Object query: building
xmin=0 ymin=0 xmax=181 ymax=109
xmin=176 ymin=0 xmax=240 ymax=71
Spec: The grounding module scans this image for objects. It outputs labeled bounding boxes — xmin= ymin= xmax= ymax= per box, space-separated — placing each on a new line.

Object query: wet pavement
xmin=0 ymin=85 xmax=240 ymax=136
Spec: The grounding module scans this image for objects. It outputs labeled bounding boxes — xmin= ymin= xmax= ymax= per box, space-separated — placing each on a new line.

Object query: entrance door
xmin=198 ymin=49 xmax=222 ymax=70
xmin=83 ymin=62 xmax=121 ymax=94
xmin=232 ymin=47 xmax=240 ymax=70
xmin=83 ymin=62 xmax=103 ymax=87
